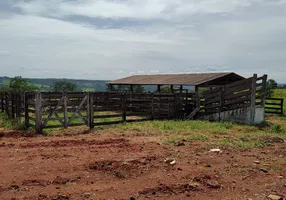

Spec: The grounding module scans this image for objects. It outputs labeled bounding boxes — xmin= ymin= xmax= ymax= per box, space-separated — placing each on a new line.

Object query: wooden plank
xmin=94 ymin=114 xmax=122 ymax=119
xmin=260 ymin=74 xmax=268 ymax=107
xmin=266 ymin=97 xmax=284 ymax=101
xmin=35 ymin=93 xmax=43 ymax=134
xmin=186 ymin=107 xmax=200 ymax=120
xmin=68 ymin=123 xmax=86 ymax=127
xmin=42 ymin=96 xmax=64 ymax=127
xmin=224 ymin=90 xmax=252 ymax=100
xmin=94 ymin=121 xmax=123 ymax=126
xmin=63 ymin=94 xmax=68 ymax=128
xmin=223 ymin=82 xmax=251 ymax=96
xmin=67 ymin=95 xmax=87 ymax=124
xmin=44 ymin=124 xmax=65 ymax=129
xmin=224 ymin=77 xmax=253 ymax=89
xmin=224 ymin=96 xmax=251 ymax=106
xmin=265 ymin=111 xmax=282 ymax=114
xmin=265 ymin=107 xmax=283 ymax=111
xmin=265 ymin=103 xmax=282 ymax=106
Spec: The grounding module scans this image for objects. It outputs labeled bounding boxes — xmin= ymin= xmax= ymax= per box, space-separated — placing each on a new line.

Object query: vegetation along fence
xmin=0 ymin=92 xmax=196 ymax=133
xmin=265 ymin=98 xmax=284 ymax=115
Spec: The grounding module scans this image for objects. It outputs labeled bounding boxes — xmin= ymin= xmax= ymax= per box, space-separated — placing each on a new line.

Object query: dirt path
xmin=0 ymin=131 xmax=285 ymax=200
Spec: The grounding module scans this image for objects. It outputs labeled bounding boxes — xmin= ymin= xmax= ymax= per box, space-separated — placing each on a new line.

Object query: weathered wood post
xmin=219 ymin=86 xmax=224 ymax=122
xmin=250 ymin=74 xmax=258 ymax=124
xmin=63 ymin=93 xmax=68 ymax=128
xmin=151 ymin=93 xmax=154 ymax=120
xmin=5 ymin=93 xmax=9 ymax=116
xmin=35 ymin=92 xmax=43 ymax=134
xmin=15 ymin=93 xmax=21 ymax=119
xmin=281 ymin=99 xmax=284 ymax=115
xmin=24 ymin=93 xmax=29 ymax=128
xmin=1 ymin=92 xmax=4 ymax=112
xmin=11 ymin=93 xmax=15 ymax=118
xmin=260 ymin=74 xmax=268 ymax=108
xmin=174 ymin=94 xmax=177 ymax=119
xmin=195 ymin=86 xmax=200 ymax=109
xmin=122 ymin=93 xmax=127 ymax=122
xmin=89 ymin=93 xmax=94 ymax=129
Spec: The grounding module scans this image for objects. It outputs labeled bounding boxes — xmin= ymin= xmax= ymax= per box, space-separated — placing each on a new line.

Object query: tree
xmin=9 ymin=77 xmax=39 ymax=92
xmin=51 ymin=81 xmax=77 ymax=92
xmin=266 ymin=79 xmax=278 ymax=97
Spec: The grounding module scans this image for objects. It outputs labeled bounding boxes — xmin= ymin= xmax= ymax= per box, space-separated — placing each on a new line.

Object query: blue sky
xmin=0 ymin=0 xmax=286 ymax=82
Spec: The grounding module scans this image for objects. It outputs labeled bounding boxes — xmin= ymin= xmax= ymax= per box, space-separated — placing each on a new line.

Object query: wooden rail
xmin=265 ymin=98 xmax=284 ymax=115
xmin=0 ymin=92 xmax=196 ymax=133
xmin=200 ymin=74 xmax=268 ymax=123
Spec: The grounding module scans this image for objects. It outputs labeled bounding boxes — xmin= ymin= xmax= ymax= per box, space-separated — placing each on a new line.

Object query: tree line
xmin=0 ymin=76 xmax=282 ymax=96
xmin=0 ymin=77 xmax=78 ymax=93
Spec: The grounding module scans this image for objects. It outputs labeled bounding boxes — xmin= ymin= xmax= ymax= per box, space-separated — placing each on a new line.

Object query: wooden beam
xmin=195 ymin=86 xmax=200 ymax=109
xmin=35 ymin=92 xmax=43 ymax=134
xmin=130 ymin=85 xmax=134 ymax=93
xmin=170 ymin=85 xmax=174 ymax=93
xmin=250 ymin=74 xmax=257 ymax=124
xmin=157 ymin=85 xmax=161 ymax=93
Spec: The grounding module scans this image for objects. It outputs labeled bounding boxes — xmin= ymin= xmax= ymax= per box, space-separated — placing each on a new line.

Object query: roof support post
xmin=195 ymin=86 xmax=200 ymax=109
xmin=180 ymin=85 xmax=183 ymax=94
xmin=170 ymin=85 xmax=174 ymax=94
xmin=250 ymin=74 xmax=257 ymax=125
xmin=157 ymin=85 xmax=161 ymax=93
xmin=130 ymin=85 xmax=134 ymax=93
xmin=108 ymin=85 xmax=112 ymax=93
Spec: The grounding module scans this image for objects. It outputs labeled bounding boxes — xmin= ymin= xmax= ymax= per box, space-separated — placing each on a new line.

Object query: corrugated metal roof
xmin=107 ymin=72 xmax=244 ymax=86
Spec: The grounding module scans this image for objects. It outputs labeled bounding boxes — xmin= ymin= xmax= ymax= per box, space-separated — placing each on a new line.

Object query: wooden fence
xmin=200 ymin=74 xmax=268 ymax=122
xmin=265 ymin=98 xmax=284 ymax=115
xmin=0 ymin=92 xmax=196 ymax=133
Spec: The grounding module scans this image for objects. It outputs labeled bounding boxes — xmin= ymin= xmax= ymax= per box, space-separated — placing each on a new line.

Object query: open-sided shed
xmin=106 ymin=72 xmax=245 ymax=93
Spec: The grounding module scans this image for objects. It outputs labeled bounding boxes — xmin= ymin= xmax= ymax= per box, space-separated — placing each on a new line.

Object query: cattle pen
xmin=0 ymin=73 xmax=283 ymax=134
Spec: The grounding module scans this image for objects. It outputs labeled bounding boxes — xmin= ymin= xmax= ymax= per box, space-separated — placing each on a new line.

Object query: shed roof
xmin=107 ymin=72 xmax=245 ymax=86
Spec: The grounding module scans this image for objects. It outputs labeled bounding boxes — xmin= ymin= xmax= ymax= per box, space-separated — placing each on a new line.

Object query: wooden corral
xmin=0 ymin=73 xmax=281 ymax=133
xmin=0 ymin=92 xmax=195 ymax=133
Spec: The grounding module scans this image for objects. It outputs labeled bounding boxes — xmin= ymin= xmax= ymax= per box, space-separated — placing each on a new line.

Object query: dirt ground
xmin=0 ymin=129 xmax=285 ymax=200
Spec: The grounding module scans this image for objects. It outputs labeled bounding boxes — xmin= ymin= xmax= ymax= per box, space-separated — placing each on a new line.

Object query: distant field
xmin=273 ymin=88 xmax=286 ymax=114
xmin=0 ymin=77 xmax=108 ymax=92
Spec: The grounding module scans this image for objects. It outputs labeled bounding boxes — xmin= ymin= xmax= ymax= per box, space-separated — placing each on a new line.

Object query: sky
xmin=0 ymin=0 xmax=286 ymax=82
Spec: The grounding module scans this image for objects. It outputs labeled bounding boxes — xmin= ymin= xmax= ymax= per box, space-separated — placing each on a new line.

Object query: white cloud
xmin=0 ymin=0 xmax=286 ymax=82
xmin=14 ymin=0 xmax=262 ymax=20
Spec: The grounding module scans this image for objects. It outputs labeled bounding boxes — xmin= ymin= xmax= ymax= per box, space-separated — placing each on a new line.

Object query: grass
xmin=0 ymin=112 xmax=26 ymax=130
xmin=102 ymin=118 xmax=286 ymax=149
xmin=272 ymin=88 xmax=286 ymax=114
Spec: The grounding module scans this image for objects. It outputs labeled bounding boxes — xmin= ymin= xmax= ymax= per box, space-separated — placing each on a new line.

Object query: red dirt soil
xmin=0 ymin=130 xmax=285 ymax=200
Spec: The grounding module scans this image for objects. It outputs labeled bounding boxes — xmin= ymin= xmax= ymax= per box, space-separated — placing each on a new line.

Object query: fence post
xmin=195 ymin=86 xmax=200 ymax=109
xmin=1 ymin=92 xmax=4 ymax=112
xmin=89 ymin=93 xmax=94 ymax=129
xmin=11 ymin=93 xmax=15 ymax=118
xmin=219 ymin=86 xmax=224 ymax=122
xmin=63 ymin=93 xmax=68 ymax=128
xmin=151 ymin=93 xmax=154 ymax=120
xmin=5 ymin=93 xmax=9 ymax=116
xmin=281 ymin=99 xmax=284 ymax=115
xmin=16 ymin=93 xmax=21 ymax=119
xmin=35 ymin=92 xmax=43 ymax=134
xmin=261 ymin=74 xmax=268 ymax=107
xmin=122 ymin=93 xmax=127 ymax=122
xmin=250 ymin=74 xmax=257 ymax=124
xmin=24 ymin=93 xmax=29 ymax=129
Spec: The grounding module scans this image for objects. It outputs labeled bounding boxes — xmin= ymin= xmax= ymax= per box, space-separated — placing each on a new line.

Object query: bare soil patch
xmin=0 ymin=128 xmax=285 ymax=200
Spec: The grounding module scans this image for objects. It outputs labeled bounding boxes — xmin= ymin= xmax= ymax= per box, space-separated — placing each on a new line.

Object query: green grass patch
xmin=186 ymin=134 xmax=209 ymax=142
xmin=0 ymin=113 xmax=26 ymax=130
